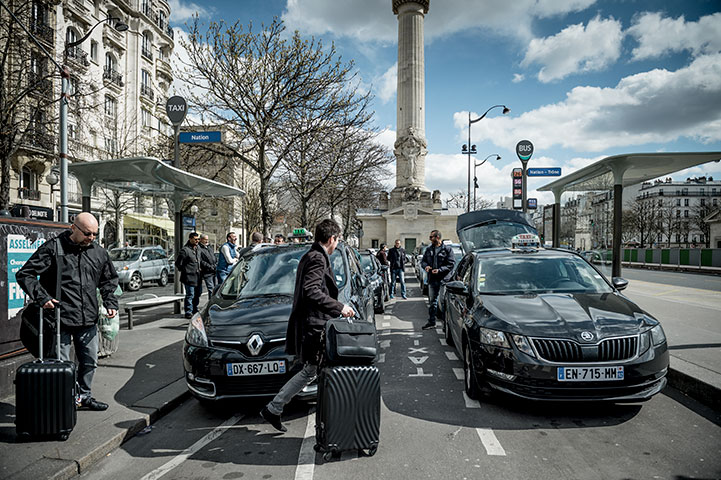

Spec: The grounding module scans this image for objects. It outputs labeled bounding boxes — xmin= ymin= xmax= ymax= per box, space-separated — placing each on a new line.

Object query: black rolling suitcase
xmin=314 ymin=365 xmax=380 ymax=460
xmin=15 ymin=305 xmax=77 ymax=441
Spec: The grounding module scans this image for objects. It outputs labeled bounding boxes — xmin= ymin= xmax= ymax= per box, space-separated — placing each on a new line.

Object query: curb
xmin=666 ymin=366 xmax=721 ymax=412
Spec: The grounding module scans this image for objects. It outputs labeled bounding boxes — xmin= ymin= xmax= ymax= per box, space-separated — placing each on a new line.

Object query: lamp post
xmin=463 ymin=105 xmax=509 ymax=212
xmin=0 ymin=1 xmax=128 ymax=222
xmin=473 ymin=154 xmax=501 ymax=210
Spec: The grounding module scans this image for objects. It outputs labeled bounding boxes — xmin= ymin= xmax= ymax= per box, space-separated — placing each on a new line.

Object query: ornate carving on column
xmin=394 ymin=126 xmax=427 ymax=188
xmin=392 ymin=0 xmax=429 ymax=14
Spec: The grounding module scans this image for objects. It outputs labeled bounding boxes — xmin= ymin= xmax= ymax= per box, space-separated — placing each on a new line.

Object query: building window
xmin=371 ymin=239 xmax=379 ymax=249
xmin=676 ymin=210 xmax=680 ymax=218
xmin=66 ymin=28 xmax=78 ymax=45
xmin=684 ymin=210 xmax=689 ymax=218
xmin=104 ymin=95 xmax=116 ymax=117
xmin=68 ymin=123 xmax=77 ymax=140
xmin=134 ymin=194 xmax=145 ymax=214
xmin=676 ymin=234 xmax=680 ymax=243
xmin=90 ymin=40 xmax=98 ymax=62
xmin=20 ymin=166 xmax=37 ymax=190
xmin=714 ymin=198 xmax=718 ymax=207
xmin=158 ymin=10 xmax=166 ymax=29
xmin=142 ymin=69 xmax=151 ymax=88
xmin=104 ymin=137 xmax=118 ymax=156
xmin=105 ymin=53 xmax=116 ymax=72
xmin=676 ymin=198 xmax=681 ymax=206
xmin=142 ymin=32 xmax=153 ymax=59
xmin=684 ymin=198 xmax=689 ymax=206
xmin=142 ymin=108 xmax=152 ymax=128
xmin=682 ymin=188 xmax=688 ymax=195
xmin=700 ymin=188 xmax=705 ymax=196
xmin=701 ymin=198 xmax=705 ymax=206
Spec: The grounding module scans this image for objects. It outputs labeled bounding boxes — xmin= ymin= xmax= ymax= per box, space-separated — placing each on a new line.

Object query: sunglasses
xmin=74 ymin=224 xmax=99 ymax=237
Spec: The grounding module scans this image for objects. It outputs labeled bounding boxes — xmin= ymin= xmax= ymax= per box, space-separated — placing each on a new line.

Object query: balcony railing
xmin=29 ymin=73 xmax=53 ymax=97
xmin=166 ymin=24 xmax=174 ymax=39
xmin=140 ymin=84 xmax=155 ymax=100
xmin=142 ymin=3 xmax=153 ymax=17
xmin=18 ymin=187 xmax=41 ymax=201
xmin=103 ymin=67 xmax=124 ymax=87
xmin=141 ymin=46 xmax=153 ymax=60
xmin=65 ymin=47 xmax=90 ymax=67
xmin=31 ymin=22 xmax=54 ymax=45
xmin=22 ymin=132 xmax=55 ymax=152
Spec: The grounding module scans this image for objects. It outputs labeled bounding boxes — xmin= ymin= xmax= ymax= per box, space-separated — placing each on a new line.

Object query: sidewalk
xmin=0 ymin=280 xmax=719 ymax=480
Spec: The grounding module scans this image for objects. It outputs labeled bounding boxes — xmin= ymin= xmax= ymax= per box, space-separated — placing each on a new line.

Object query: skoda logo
xmin=580 ymin=331 xmax=594 ymax=342
xmin=247 ymin=334 xmax=264 ymax=356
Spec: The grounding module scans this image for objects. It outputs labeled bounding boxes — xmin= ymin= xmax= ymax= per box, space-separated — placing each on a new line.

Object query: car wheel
xmin=375 ymin=291 xmax=385 ymax=314
xmin=463 ymin=341 xmax=481 ymax=400
xmin=157 ymin=269 xmax=168 ymax=287
xmin=443 ymin=310 xmax=454 ymax=347
xmin=127 ymin=272 xmax=142 ymax=291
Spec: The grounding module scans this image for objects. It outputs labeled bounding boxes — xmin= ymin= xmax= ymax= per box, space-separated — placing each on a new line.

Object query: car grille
xmin=532 ymin=339 xmax=582 ymax=362
xmin=531 ymin=335 xmax=638 ymax=363
xmin=215 ymin=375 xmax=290 ymax=396
xmin=209 ymin=338 xmax=284 ymax=358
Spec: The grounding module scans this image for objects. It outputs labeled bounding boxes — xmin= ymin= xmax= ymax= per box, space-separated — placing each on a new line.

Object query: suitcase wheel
xmin=322 ymin=450 xmax=339 ymax=462
xmin=59 ymin=433 xmax=70 ymax=441
xmin=313 ymin=444 xmax=321 ymax=452
xmin=367 ymin=444 xmax=378 ymax=456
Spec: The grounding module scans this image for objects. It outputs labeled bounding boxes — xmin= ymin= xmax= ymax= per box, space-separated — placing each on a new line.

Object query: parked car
xmin=357 ymin=249 xmax=389 ymax=314
xmin=110 ymin=246 xmax=171 ymax=291
xmin=413 ymin=244 xmax=430 ymax=294
xmin=182 ymin=241 xmax=376 ymax=404
xmin=442 ymin=228 xmax=669 ymax=402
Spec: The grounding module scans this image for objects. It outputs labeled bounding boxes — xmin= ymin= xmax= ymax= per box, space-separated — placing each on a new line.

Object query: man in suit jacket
xmin=175 ymin=232 xmax=202 ymax=319
xmin=260 ymin=219 xmax=354 ymax=432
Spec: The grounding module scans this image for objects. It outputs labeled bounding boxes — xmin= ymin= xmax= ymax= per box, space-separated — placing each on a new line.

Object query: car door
xmin=347 ymin=249 xmax=373 ymax=322
xmin=448 ymin=255 xmax=473 ymax=347
xmin=140 ymin=248 xmax=156 ymax=281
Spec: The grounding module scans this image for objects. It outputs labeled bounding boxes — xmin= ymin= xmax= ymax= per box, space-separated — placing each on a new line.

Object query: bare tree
xmin=625 ymin=197 xmax=660 ymax=248
xmin=692 ymin=200 xmax=714 ymax=247
xmin=445 ymin=190 xmax=466 ymax=209
xmin=178 ymin=16 xmax=371 ymax=235
xmin=657 ymin=199 xmax=681 ymax=247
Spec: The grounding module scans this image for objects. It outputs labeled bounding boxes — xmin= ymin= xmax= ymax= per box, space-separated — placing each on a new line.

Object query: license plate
xmin=226 ymin=360 xmax=286 ymax=377
xmin=557 ymin=366 xmax=624 ymax=382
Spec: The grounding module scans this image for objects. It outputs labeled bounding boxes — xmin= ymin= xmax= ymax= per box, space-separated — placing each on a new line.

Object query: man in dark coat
xmin=260 ymin=219 xmax=354 ymax=432
xmin=420 ymin=229 xmax=455 ymax=330
xmin=175 ymin=232 xmax=202 ymax=318
xmin=387 ymin=239 xmax=407 ymax=299
xmin=16 ymin=212 xmax=119 ymax=410
xmin=198 ymin=234 xmax=216 ymax=300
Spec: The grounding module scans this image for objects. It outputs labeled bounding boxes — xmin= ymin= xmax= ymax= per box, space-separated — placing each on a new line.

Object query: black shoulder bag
xmin=324 ymin=317 xmax=378 ymax=366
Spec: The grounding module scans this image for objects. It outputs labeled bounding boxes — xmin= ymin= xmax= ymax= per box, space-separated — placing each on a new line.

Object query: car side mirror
xmin=612 ymin=277 xmax=628 ymax=291
xmin=446 ymin=280 xmax=468 ymax=296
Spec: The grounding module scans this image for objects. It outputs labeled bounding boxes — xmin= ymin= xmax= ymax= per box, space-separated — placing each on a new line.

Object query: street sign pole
xmin=516 ymin=140 xmax=534 ymax=214
xmin=166 ymin=96 xmax=187 ymax=295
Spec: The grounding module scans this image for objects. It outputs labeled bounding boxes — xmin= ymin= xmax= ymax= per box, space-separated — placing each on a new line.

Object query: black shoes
xmin=185 ymin=313 xmax=193 ymax=319
xmin=78 ymin=397 xmax=109 ymax=411
xmin=260 ymin=406 xmax=287 ymax=432
xmin=422 ymin=321 xmax=436 ymax=330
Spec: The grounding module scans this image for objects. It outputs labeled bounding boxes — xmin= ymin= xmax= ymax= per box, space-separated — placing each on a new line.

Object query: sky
xmin=167 ymin=0 xmax=721 ymax=207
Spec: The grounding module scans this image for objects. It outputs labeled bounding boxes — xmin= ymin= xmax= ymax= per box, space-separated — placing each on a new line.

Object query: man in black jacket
xmin=198 ymin=234 xmax=216 ymax=300
xmin=175 ymin=232 xmax=202 ymax=318
xmin=420 ymin=230 xmax=455 ymax=330
xmin=260 ymin=219 xmax=354 ymax=432
xmin=17 ymin=212 xmax=119 ymax=411
xmin=387 ymin=239 xmax=407 ymax=299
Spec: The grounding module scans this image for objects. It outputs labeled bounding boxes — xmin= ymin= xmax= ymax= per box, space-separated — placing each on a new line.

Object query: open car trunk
xmin=456 ymin=209 xmax=538 ymax=253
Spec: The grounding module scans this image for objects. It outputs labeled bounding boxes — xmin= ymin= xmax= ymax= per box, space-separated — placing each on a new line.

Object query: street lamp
xmin=473 ymin=154 xmax=501 ymax=210
xmin=462 ymin=105 xmax=509 ymax=212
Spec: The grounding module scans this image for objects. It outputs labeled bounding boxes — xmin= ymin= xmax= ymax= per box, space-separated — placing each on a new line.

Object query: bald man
xmin=17 ymin=212 xmax=119 ymax=411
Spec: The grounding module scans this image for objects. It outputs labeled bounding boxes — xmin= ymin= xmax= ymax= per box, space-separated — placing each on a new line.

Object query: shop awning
xmin=124 ymin=213 xmax=175 ymax=233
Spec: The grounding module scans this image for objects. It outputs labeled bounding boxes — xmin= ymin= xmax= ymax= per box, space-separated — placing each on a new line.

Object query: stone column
xmin=392 ymin=0 xmax=429 ymax=196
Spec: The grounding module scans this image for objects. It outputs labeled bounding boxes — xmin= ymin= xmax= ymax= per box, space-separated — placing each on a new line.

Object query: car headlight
xmin=185 ymin=313 xmax=208 ymax=347
xmin=123 ymin=266 xmax=129 ymax=270
xmin=650 ymin=324 xmax=666 ymax=346
xmin=639 ymin=331 xmax=650 ymax=355
xmin=479 ymin=327 xmax=511 ymax=348
xmin=511 ymin=334 xmax=535 ymax=358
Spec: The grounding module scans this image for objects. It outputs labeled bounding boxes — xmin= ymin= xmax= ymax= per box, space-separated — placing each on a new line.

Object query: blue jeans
xmin=51 ymin=324 xmax=99 ymax=399
xmin=267 ymin=363 xmax=318 ymax=416
xmin=390 ymin=268 xmax=406 ymax=297
xmin=203 ymin=275 xmax=216 ymax=300
xmin=427 ymin=280 xmax=442 ymax=323
xmin=184 ymin=283 xmax=202 ymax=315
xmin=216 ymin=269 xmax=230 ymax=285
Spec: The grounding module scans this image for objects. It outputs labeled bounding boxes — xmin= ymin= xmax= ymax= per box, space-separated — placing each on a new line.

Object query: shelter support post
xmin=79 ymin=178 xmax=94 ymax=213
xmin=173 ymin=191 xmax=182 ymax=295
xmin=552 ymin=188 xmax=562 ymax=248
xmin=611 ymin=165 xmax=627 ymax=278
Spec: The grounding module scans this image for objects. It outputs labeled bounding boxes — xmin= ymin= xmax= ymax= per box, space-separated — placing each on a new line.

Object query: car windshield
xmin=476 ymin=254 xmax=613 ymax=294
xmin=452 ymin=246 xmax=463 ymax=263
xmin=460 ymin=221 xmax=537 ymax=251
xmin=359 ymin=254 xmax=375 ymax=274
xmin=220 ymin=246 xmax=347 ymax=299
xmin=109 ymin=249 xmax=141 ymax=261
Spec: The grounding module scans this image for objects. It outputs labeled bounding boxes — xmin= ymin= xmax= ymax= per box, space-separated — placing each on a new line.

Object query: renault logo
xmin=247 ymin=334 xmax=264 ymax=356
xmin=580 ymin=331 xmax=594 ymax=342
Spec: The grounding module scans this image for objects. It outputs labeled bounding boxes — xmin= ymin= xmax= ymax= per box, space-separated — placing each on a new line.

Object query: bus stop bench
xmin=124 ymin=295 xmax=185 ymax=329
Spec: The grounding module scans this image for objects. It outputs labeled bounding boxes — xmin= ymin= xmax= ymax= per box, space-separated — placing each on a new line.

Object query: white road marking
xmin=413 ymin=340 xmax=420 ymax=346
xmin=440 ymin=338 xmax=447 ymax=346
xmin=295 ymin=410 xmax=317 ymax=480
xmin=408 ymin=356 xmax=428 ymax=365
xmin=445 ymin=351 xmax=459 ymax=361
xmin=476 ymin=428 xmax=506 ymax=456
xmin=453 ymin=368 xmax=464 ymax=380
xmin=463 ymin=392 xmax=480 ymax=409
xmin=409 ymin=367 xmax=433 ymax=377
xmin=383 ymin=315 xmax=391 ymax=320
xmin=436 ymin=329 xmax=443 ymax=335
xmin=382 ymin=322 xmax=391 ymax=328
xmin=380 ymin=340 xmax=391 ymax=349
xmin=139 ymin=415 xmax=244 ymax=480
xmin=409 ymin=347 xmax=428 ymax=354
xmin=377 ymin=353 xmax=386 ymax=363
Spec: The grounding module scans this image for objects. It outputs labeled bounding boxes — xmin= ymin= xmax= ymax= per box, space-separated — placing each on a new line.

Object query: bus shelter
xmin=69 ymin=157 xmax=245 ymax=292
xmin=538 ymin=152 xmax=721 ymax=278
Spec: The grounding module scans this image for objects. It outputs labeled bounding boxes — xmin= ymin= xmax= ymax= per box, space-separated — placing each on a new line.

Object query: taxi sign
xmin=511 ymin=233 xmax=541 ymax=248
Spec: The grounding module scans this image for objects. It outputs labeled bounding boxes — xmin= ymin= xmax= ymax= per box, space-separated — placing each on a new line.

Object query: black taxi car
xmin=357 ymin=249 xmax=389 ymax=314
xmin=442 ymin=212 xmax=669 ymax=402
xmin=183 ymin=240 xmax=375 ymax=403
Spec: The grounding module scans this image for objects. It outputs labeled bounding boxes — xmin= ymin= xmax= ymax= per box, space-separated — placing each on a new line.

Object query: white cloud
xmin=168 ymin=0 xmax=209 ymax=23
xmin=512 ymin=73 xmax=525 ymax=83
xmin=454 ymin=53 xmax=721 ymax=152
xmin=373 ymin=127 xmax=396 ymax=152
xmin=628 ymin=12 xmax=721 ymax=61
xmin=281 ymin=0 xmax=597 ymax=45
xmin=521 ymin=16 xmax=623 ymax=82
xmin=376 ymin=63 xmax=397 ymax=104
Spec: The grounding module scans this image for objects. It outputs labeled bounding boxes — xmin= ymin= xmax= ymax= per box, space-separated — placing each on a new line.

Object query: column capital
xmin=392 ymin=0 xmax=429 ymax=15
